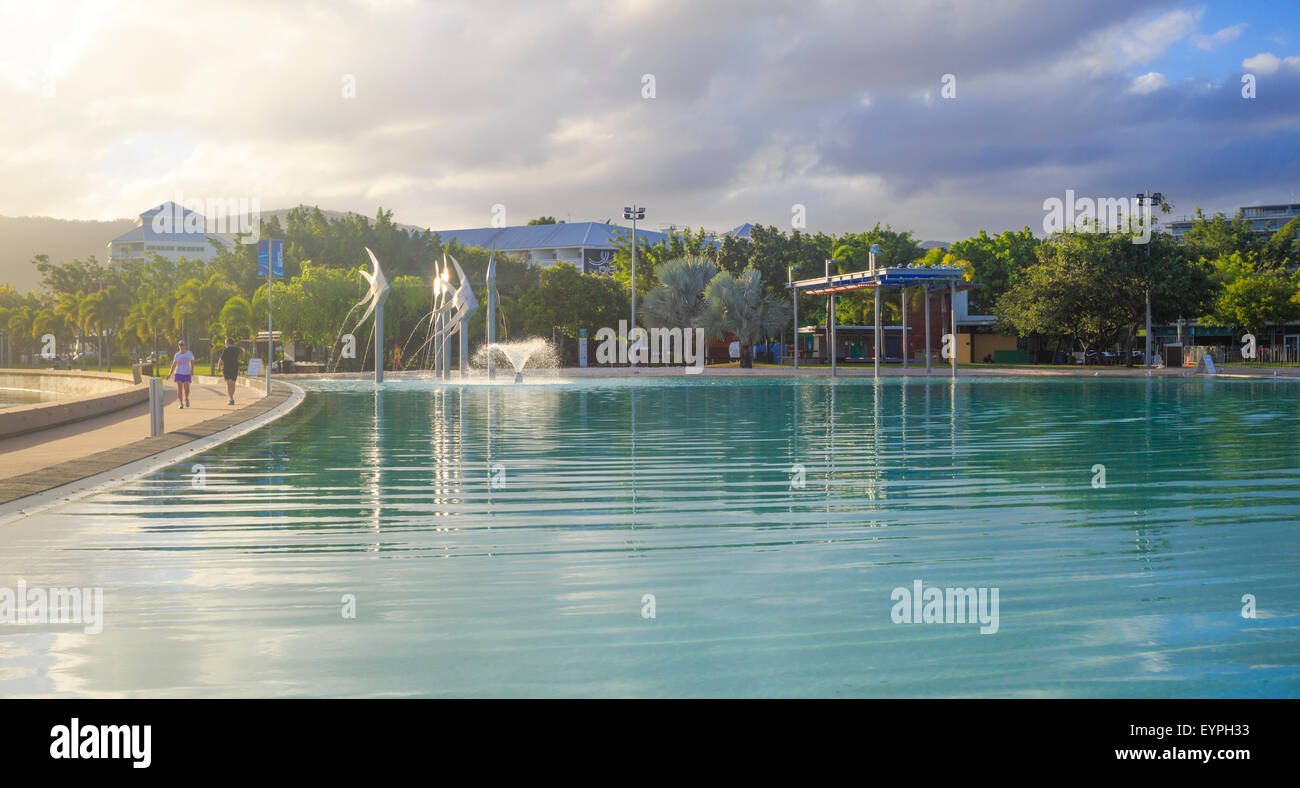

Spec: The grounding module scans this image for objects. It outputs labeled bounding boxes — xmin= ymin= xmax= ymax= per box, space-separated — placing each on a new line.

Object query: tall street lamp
xmin=1136 ymin=191 xmax=1163 ymax=369
xmin=623 ymin=204 xmax=645 ymax=362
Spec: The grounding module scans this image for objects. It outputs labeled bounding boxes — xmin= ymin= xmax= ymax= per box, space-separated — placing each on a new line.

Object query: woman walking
xmin=167 ymin=339 xmax=195 ymax=408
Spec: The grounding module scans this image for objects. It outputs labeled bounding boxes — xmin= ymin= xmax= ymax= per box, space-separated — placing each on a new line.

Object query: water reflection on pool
xmin=1 ymin=375 xmax=1298 ymax=697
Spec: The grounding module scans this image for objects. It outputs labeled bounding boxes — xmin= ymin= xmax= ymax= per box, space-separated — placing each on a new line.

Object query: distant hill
xmin=0 ymin=215 xmax=134 ymax=292
xmin=0 ymin=205 xmax=433 ymax=294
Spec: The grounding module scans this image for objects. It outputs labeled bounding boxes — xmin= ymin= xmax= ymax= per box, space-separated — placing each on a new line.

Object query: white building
xmin=108 ymin=201 xmax=230 ymax=263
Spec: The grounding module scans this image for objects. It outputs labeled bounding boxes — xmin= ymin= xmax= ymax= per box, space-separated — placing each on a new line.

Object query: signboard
xmin=578 ymin=328 xmax=588 ymax=367
xmin=246 ymin=357 xmax=263 ymax=378
xmin=257 ymin=239 xmax=284 ymax=277
xmin=583 ymin=249 xmax=616 ymax=275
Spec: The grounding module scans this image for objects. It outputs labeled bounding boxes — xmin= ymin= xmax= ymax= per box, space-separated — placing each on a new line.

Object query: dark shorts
xmin=223 ymin=373 xmax=238 ymax=382
xmin=175 ymin=373 xmax=192 ymax=383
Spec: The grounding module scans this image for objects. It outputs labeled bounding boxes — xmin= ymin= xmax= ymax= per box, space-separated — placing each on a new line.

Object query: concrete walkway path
xmin=0 ymin=377 xmax=286 ymax=504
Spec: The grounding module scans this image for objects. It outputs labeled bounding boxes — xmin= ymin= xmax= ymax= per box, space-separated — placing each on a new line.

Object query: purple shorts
xmin=175 ymin=373 xmax=192 ymax=383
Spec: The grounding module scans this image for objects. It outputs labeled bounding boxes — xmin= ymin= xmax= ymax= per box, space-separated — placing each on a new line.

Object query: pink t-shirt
xmin=173 ymin=350 xmax=195 ymax=375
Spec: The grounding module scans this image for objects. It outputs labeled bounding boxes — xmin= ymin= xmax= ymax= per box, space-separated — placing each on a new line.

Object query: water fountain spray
xmin=486 ymin=249 xmax=497 ymax=380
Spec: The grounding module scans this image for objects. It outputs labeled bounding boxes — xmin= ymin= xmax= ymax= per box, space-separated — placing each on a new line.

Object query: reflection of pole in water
xmin=870 ymin=376 xmax=880 ymax=502
xmin=949 ymin=378 xmax=957 ymax=476
xmin=630 ymin=386 xmax=637 ymax=530
xmin=900 ymin=378 xmax=907 ymax=470
xmin=367 ymin=387 xmax=384 ymax=543
xmin=485 ymin=386 xmax=494 ymax=520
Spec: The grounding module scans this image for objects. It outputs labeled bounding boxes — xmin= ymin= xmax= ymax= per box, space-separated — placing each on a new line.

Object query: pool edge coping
xmin=0 ymin=380 xmax=306 ymax=527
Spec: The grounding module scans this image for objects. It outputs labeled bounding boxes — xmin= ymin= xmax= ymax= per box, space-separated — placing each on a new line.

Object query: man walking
xmin=215 ymin=337 xmax=243 ymax=406
xmin=166 ymin=339 xmax=195 ymax=409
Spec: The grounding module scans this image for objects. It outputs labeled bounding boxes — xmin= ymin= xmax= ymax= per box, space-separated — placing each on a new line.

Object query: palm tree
xmin=78 ymin=293 xmax=104 ymax=369
xmin=55 ymin=291 xmax=84 ymax=357
xmin=219 ymin=295 xmax=254 ymax=341
xmin=642 ymin=255 xmax=718 ymax=328
xmin=171 ymin=290 xmax=201 ymax=347
xmin=127 ymin=298 xmax=174 ymax=373
xmin=7 ymin=306 xmax=35 ymax=363
xmin=32 ymin=308 xmax=59 ymax=360
xmin=703 ymin=268 xmax=791 ymax=368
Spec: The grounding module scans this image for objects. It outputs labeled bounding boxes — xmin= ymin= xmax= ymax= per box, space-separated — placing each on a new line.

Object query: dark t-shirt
xmin=219 ymin=346 xmax=242 ymax=378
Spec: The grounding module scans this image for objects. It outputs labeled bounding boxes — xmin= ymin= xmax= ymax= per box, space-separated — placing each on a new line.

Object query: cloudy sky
xmin=1 ymin=0 xmax=1298 ymax=241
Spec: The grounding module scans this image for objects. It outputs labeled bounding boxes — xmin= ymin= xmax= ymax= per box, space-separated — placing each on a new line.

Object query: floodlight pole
xmin=789 ymin=266 xmax=798 ymax=370
xmin=1137 ymin=191 xmax=1162 ymax=369
xmin=624 ymin=204 xmax=644 ymax=365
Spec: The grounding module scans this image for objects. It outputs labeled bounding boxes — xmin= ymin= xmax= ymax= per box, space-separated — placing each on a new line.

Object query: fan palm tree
xmin=703 ymin=268 xmax=790 ymax=368
xmin=642 ymin=255 xmax=718 ymax=329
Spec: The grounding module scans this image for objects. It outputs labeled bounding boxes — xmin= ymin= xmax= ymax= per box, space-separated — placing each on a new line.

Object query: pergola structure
xmin=787 ymin=263 xmax=981 ymax=377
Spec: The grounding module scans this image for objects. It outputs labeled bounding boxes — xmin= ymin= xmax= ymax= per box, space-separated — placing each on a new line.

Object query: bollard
xmin=148 ymin=376 xmax=164 ymax=437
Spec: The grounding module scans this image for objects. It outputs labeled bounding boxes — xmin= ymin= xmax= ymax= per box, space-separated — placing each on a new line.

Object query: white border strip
xmin=0 ymin=381 xmax=305 ymax=527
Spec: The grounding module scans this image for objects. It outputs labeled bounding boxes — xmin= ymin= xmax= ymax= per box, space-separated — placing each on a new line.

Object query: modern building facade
xmin=1167 ymin=202 xmax=1300 ymax=237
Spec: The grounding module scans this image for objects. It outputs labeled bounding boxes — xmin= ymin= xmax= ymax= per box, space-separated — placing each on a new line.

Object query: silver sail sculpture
xmin=430 ymin=253 xmax=478 ymax=378
xmin=353 ymin=247 xmax=391 ymax=384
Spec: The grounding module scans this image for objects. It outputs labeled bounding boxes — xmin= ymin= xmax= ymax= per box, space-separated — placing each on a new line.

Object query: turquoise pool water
xmin=2 ymin=375 xmax=1298 ymax=697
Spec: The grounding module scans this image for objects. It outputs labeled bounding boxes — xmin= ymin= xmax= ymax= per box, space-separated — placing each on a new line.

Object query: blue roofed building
xmin=428 ymin=221 xmax=669 ymax=274
xmin=108 ymin=201 xmax=231 ymax=263
xmin=428 ymin=221 xmax=753 ymax=273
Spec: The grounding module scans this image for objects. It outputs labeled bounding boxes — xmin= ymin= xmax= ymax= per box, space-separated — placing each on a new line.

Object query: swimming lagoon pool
xmin=2 ymin=375 xmax=1298 ymax=697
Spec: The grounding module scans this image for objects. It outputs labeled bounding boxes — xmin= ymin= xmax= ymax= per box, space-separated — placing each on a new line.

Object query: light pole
xmin=1136 ymin=191 xmax=1163 ymax=368
xmin=789 ymin=266 xmax=798 ymax=370
xmin=624 ymin=205 xmax=645 ymax=363
xmin=618 ymin=206 xmax=639 ymax=361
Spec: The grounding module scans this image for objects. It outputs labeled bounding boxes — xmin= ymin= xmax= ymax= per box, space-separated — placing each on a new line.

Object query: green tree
xmin=948 ymin=228 xmax=1040 ymax=314
xmin=1208 ymin=252 xmax=1300 ymax=336
xmin=642 ymin=255 xmax=718 ymax=328
xmin=703 ymin=267 xmax=790 ymax=368
xmin=997 ymin=230 xmax=1217 ymax=364
xmin=519 ymin=262 xmax=628 ymax=342
xmin=219 ymin=296 xmax=255 ymax=341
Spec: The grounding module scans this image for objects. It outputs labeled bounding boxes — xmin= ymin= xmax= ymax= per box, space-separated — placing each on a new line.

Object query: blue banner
xmin=257 ymin=239 xmax=284 ymax=277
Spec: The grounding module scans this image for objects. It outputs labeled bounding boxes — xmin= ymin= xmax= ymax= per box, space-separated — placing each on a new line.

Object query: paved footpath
xmin=0 ymin=377 xmax=289 ymax=504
